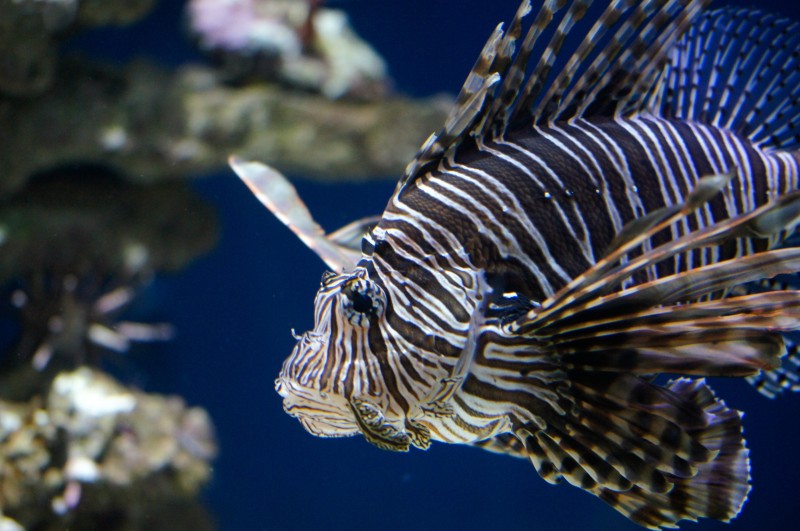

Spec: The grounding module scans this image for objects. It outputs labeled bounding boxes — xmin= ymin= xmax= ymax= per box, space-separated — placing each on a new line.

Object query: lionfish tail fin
xmin=592 ymin=378 xmax=750 ymax=529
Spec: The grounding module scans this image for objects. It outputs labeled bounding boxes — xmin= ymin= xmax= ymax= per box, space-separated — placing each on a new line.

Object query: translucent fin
xmin=747 ymin=336 xmax=800 ymax=398
xmin=229 ymin=156 xmax=372 ymax=273
xmin=327 ymin=216 xmax=381 ymax=252
xmin=731 ymin=278 xmax=800 ymax=398
xmin=470 ymin=433 xmax=527 ymax=459
xmin=512 ymin=376 xmax=749 ymax=529
xmin=655 ymin=8 xmax=800 ymax=150
xmin=593 ymin=379 xmax=750 ymax=529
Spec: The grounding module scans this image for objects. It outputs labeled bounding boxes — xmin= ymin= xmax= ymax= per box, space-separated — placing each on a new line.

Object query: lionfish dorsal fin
xmin=229 ymin=156 xmax=365 ymax=273
xmin=396 ymin=0 xmax=711 ymax=193
xmin=397 ymin=1 xmax=532 ymax=190
xmin=654 ymin=7 xmax=800 ymax=150
xmin=506 ymin=0 xmax=713 ymax=125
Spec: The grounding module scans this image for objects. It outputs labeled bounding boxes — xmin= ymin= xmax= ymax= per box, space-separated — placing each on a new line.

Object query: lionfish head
xmin=275 ymin=267 xmax=391 ymax=440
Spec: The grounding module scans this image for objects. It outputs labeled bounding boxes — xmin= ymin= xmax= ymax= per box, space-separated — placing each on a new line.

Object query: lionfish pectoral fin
xmin=404 ymin=419 xmax=432 ymax=450
xmin=603 ymin=173 xmax=734 ymax=256
xmin=349 ymin=398 xmax=410 ymax=452
xmin=731 ymin=278 xmax=800 ymax=398
xmin=511 ymin=375 xmax=749 ymax=529
xmin=492 ymin=173 xmax=800 ymax=525
xmin=228 ymin=156 xmax=364 ymax=273
xmin=511 ymin=175 xmax=800 ymax=379
xmin=327 ymin=215 xmax=382 ymax=253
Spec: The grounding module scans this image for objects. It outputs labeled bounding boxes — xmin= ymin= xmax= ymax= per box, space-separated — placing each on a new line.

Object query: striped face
xmin=275 ymin=267 xmax=394 ymax=440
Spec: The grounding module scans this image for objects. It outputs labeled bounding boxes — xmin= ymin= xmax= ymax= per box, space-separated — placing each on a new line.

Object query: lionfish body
xmin=233 ymin=1 xmax=800 ymax=528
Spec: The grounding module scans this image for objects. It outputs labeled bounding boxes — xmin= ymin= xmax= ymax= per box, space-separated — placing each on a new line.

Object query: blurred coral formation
xmin=0 ymin=368 xmax=216 ymax=530
xmin=0 ymin=165 xmax=219 ymax=528
xmin=0 ymin=0 xmax=449 ymax=528
xmin=0 ymin=0 xmax=449 ymax=193
xmin=187 ymin=0 xmax=389 ymax=98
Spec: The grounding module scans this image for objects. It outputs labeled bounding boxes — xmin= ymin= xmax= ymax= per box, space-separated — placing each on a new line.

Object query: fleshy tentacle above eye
xmin=229 ymin=156 xmax=379 ymax=273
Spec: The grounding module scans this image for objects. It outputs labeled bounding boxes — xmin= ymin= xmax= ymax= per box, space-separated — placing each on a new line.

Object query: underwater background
xmin=4 ymin=0 xmax=800 ymax=530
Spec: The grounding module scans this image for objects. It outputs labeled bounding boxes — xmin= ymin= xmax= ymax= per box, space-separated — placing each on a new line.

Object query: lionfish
xmin=231 ymin=0 xmax=800 ymax=528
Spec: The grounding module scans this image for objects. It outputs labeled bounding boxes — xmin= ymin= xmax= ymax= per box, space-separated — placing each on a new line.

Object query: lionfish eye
xmin=341 ymin=278 xmax=386 ymax=327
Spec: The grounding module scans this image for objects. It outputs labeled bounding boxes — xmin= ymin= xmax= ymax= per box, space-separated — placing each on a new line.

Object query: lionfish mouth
xmin=274 ymin=377 xmax=359 ymax=438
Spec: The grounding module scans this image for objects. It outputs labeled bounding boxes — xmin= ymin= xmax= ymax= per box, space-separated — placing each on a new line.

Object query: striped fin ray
xmin=536 ymin=0 xmax=704 ymax=122
xmin=507 ymin=0 xmax=598 ymax=125
xmin=521 ymin=173 xmax=800 ymax=331
xmin=504 ymin=0 xmax=710 ymax=125
xmin=578 ymin=0 xmax=704 ymax=118
xmin=656 ymin=7 xmax=800 ymax=150
xmin=483 ymin=0 xmax=578 ymax=139
xmin=399 ymin=0 xmax=532 ymax=186
xmin=725 ymin=278 xmax=800 ymax=398
xmin=552 ymin=291 xmax=799 ymax=376
xmin=398 ymin=1 xmax=711 ymax=188
xmin=505 ymin=174 xmax=800 ymax=377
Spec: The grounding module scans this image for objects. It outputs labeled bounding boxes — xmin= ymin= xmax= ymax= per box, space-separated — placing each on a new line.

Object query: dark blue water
xmin=72 ymin=1 xmax=800 ymax=529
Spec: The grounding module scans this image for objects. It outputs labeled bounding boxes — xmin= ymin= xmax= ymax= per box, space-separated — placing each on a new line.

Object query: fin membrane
xmin=511 ymin=375 xmax=748 ymax=529
xmin=655 ymin=7 xmax=800 ymax=150
xmin=747 ymin=336 xmax=800 ymax=398
xmin=229 ymin=156 xmax=377 ymax=273
xmin=731 ymin=277 xmax=800 ymax=398
xmin=592 ymin=378 xmax=750 ymax=529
